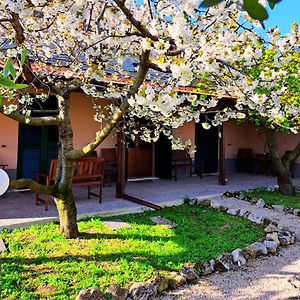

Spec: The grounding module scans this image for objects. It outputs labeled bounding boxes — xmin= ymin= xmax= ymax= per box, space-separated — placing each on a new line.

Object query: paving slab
xmin=102 ymin=219 xmax=131 ymax=230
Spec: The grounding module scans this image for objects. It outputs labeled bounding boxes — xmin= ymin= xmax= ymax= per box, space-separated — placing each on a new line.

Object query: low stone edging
xmin=223 ymin=190 xmax=300 ymax=217
xmin=76 ymin=198 xmax=296 ymax=300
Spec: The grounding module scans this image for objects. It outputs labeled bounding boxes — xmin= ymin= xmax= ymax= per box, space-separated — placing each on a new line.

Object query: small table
xmin=0 ymin=164 xmax=8 ymax=170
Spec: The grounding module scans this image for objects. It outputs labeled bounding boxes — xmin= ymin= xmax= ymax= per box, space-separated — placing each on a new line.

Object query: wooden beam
xmin=116 ymin=128 xmax=126 ymax=198
xmin=123 ymin=193 xmax=162 ymax=210
xmin=219 ymin=124 xmax=226 ymax=185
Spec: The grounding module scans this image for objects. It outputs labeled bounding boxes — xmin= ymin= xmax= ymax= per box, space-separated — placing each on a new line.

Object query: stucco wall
xmin=0 ymin=113 xmax=19 ymax=171
xmin=173 ymin=121 xmax=196 ymax=157
xmin=224 ymin=119 xmax=300 ymax=163
xmin=0 ymin=92 xmax=117 ymax=178
xmin=70 ymin=92 xmax=117 ymax=156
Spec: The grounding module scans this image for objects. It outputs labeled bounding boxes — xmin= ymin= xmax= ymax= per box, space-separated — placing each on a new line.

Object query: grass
xmin=243 ymin=188 xmax=300 ymax=209
xmin=0 ymin=204 xmax=264 ymax=300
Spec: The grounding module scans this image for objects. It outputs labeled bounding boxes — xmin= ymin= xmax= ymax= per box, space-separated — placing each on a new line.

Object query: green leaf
xmin=3 ymin=59 xmax=17 ymax=80
xmin=14 ymin=83 xmax=28 ymax=90
xmin=268 ymin=0 xmax=281 ymax=9
xmin=0 ymin=95 xmax=2 ymax=107
xmin=0 ymin=75 xmax=17 ymax=88
xmin=200 ymin=0 xmax=223 ymax=8
xmin=20 ymin=47 xmax=28 ymax=67
xmin=0 ymin=76 xmax=27 ymax=90
xmin=243 ymin=0 xmax=268 ymax=20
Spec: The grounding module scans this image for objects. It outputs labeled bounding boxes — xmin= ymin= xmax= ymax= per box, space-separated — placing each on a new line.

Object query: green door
xmin=17 ymin=125 xmax=58 ymax=179
xmin=17 ymin=95 xmax=58 ymax=179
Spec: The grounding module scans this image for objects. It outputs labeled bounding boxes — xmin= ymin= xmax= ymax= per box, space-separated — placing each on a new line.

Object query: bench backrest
xmin=172 ymin=150 xmax=191 ymax=161
xmin=48 ymin=157 xmax=105 ymax=180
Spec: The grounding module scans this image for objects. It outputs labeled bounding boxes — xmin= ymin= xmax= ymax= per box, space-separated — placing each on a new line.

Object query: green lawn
xmin=0 ymin=204 xmax=264 ymax=300
xmin=243 ymin=188 xmax=300 ymax=209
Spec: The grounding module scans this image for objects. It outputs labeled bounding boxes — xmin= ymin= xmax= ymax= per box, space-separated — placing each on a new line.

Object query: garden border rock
xmin=223 ymin=189 xmax=300 ymax=218
xmin=76 ymin=197 xmax=296 ymax=300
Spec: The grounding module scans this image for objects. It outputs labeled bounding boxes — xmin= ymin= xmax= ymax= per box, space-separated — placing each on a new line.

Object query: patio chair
xmin=171 ymin=150 xmax=193 ymax=181
xmin=101 ymin=148 xmax=117 ymax=186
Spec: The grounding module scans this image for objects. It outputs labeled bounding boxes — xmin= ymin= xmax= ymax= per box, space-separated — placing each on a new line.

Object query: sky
xmin=257 ymin=0 xmax=300 ymax=35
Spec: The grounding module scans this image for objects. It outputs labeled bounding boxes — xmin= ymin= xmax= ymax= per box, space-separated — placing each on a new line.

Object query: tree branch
xmin=10 ymin=178 xmax=52 ymax=194
xmin=149 ymin=62 xmax=171 ymax=73
xmin=282 ymin=140 xmax=300 ymax=165
xmin=113 ymin=0 xmax=159 ymax=41
xmin=0 ymin=108 xmax=61 ymax=126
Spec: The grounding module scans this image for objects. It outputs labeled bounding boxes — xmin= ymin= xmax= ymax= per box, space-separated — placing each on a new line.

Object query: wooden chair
xmin=171 ymin=150 xmax=193 ymax=181
xmin=36 ymin=157 xmax=105 ymax=210
xmin=101 ymin=148 xmax=117 ymax=185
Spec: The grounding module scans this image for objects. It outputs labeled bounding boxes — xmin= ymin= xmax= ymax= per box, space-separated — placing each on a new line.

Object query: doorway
xmin=17 ymin=95 xmax=58 ymax=179
xmin=195 ymin=115 xmax=219 ymax=174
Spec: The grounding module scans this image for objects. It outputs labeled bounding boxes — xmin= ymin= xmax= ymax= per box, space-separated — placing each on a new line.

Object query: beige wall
xmin=0 ymin=114 xmax=19 ymax=169
xmin=224 ymin=120 xmax=300 ymax=163
xmin=0 ymin=92 xmax=117 ymax=171
xmin=70 ymin=92 xmax=117 ymax=156
xmin=173 ymin=122 xmax=196 ymax=156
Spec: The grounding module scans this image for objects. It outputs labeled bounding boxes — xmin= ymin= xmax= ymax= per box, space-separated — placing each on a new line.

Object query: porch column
xmin=219 ymin=124 xmax=226 ymax=185
xmin=116 ymin=128 xmax=126 ymax=198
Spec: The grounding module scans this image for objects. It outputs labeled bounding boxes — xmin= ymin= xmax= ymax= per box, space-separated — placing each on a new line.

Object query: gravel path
xmin=160 ymin=197 xmax=300 ymax=300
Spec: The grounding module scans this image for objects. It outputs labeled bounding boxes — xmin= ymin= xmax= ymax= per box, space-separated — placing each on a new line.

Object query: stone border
xmin=76 ymin=198 xmax=296 ymax=300
xmin=223 ymin=190 xmax=300 ymax=217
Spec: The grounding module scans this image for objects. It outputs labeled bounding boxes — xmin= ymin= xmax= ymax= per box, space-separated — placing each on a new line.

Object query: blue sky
xmin=257 ymin=0 xmax=300 ymax=34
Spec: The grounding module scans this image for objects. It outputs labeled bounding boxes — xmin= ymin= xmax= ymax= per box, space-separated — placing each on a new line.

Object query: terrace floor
xmin=1 ymin=173 xmax=299 ymax=230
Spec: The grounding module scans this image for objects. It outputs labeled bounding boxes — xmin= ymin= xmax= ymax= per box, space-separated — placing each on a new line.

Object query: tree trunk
xmin=54 ymin=191 xmax=78 ymax=238
xmin=276 ymin=167 xmax=296 ymax=195
xmin=264 ymin=127 xmax=296 ymax=196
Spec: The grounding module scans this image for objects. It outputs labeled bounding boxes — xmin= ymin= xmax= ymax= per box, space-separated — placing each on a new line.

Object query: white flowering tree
xmin=193 ymin=21 xmax=300 ymax=195
xmin=0 ymin=0 xmax=278 ymax=237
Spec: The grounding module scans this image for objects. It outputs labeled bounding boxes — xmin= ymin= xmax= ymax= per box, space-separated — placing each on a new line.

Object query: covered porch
xmin=0 ymin=173 xmax=293 ymax=230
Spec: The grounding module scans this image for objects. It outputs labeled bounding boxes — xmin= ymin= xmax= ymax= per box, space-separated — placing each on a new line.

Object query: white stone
xmin=266 ymin=232 xmax=281 ymax=247
xmin=249 ymin=242 xmax=268 ymax=255
xmin=210 ymin=201 xmax=222 ymax=209
xmin=264 ymin=224 xmax=280 ymax=233
xmin=264 ymin=240 xmax=278 ymax=254
xmin=238 ymin=208 xmax=249 ymax=217
xmin=247 ymin=213 xmax=263 ymax=224
xmin=256 ymin=198 xmax=265 ymax=208
xmin=0 ymin=238 xmax=7 ymax=252
xmin=231 ymin=248 xmax=246 ymax=266
xmin=272 ymin=205 xmax=285 ymax=213
xmin=150 ymin=216 xmax=177 ymax=228
xmin=227 ymin=208 xmax=240 ymax=216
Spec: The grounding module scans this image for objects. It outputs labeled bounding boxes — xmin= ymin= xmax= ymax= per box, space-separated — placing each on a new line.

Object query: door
xmin=17 ymin=95 xmax=58 ymax=179
xmin=155 ymin=135 xmax=172 ymax=179
xmin=195 ymin=116 xmax=219 ymax=174
xmin=17 ymin=125 xmax=58 ymax=179
xmin=127 ymin=139 xmax=153 ymax=178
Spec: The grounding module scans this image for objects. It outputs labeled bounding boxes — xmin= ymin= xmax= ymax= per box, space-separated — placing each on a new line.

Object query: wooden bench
xmin=36 ymin=157 xmax=105 ymax=210
xmin=171 ymin=150 xmax=193 ymax=181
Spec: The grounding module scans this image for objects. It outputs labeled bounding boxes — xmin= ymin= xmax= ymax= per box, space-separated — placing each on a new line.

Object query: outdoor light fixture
xmin=0 ymin=169 xmax=9 ymax=196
